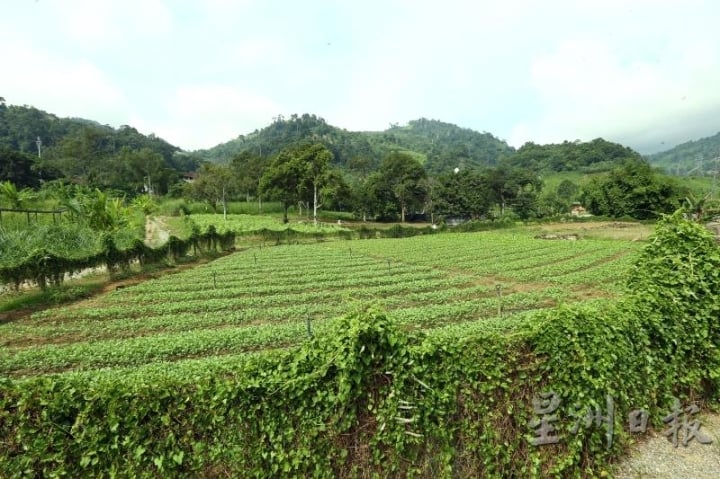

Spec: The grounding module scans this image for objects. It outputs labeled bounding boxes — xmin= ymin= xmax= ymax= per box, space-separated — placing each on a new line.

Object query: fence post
xmin=496 ymin=284 xmax=503 ymax=317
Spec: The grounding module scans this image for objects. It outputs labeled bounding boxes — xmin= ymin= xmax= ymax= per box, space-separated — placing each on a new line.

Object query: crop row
xmin=0 ymin=287 xmax=561 ymax=376
xmin=30 ymin=270 xmax=449 ymax=322
xmin=324 ymin=233 xmax=639 ymax=278
xmin=7 ymin=277 xmax=482 ymax=347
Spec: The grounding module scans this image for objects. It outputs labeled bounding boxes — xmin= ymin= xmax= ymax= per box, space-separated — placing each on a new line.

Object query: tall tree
xmin=366 ymin=152 xmax=427 ymax=222
xmin=191 ymin=163 xmax=238 ymax=219
xmin=111 ymin=147 xmax=173 ymax=195
xmin=297 ymin=143 xmax=333 ymax=225
xmin=259 ymin=145 xmax=306 ymax=223
xmin=434 ymin=169 xmax=492 ymax=220
xmin=0 ymin=146 xmax=38 ymax=188
xmin=486 ymin=167 xmax=542 ymax=217
xmin=230 ymin=151 xmax=265 ymax=202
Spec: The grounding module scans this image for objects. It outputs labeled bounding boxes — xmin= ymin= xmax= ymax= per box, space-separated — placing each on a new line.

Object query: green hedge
xmin=235 ymin=224 xmax=442 ymax=245
xmin=0 ymin=225 xmax=235 ymax=290
xmin=1 ymin=213 xmax=718 ymax=477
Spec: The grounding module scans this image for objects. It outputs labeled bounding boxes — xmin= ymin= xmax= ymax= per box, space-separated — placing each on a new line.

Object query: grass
xmin=0 ymin=280 xmax=106 ymax=315
xmin=530 ymin=221 xmax=654 ymax=241
xmin=155 ymin=199 xmax=286 ymax=216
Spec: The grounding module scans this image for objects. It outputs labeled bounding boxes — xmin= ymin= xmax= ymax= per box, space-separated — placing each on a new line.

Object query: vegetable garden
xmin=1 ymin=214 xmax=719 ymax=478
xmin=0 ymin=230 xmax=637 ymax=377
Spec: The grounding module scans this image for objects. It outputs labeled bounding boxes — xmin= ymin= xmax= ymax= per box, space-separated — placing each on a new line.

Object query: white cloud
xmin=509 ymin=34 xmax=720 ymax=151
xmin=0 ymin=43 xmax=129 ymax=123
xmin=47 ymin=0 xmax=173 ymax=50
xmin=147 ymin=85 xmax=282 ymax=150
xmin=2 ymin=0 xmax=720 ymax=154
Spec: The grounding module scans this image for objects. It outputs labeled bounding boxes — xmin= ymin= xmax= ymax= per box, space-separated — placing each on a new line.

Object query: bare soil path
xmin=612 ymin=411 xmax=720 ymax=478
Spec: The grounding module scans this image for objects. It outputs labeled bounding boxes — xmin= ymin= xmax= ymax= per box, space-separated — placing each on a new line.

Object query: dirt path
xmin=612 ymin=411 xmax=720 ymax=478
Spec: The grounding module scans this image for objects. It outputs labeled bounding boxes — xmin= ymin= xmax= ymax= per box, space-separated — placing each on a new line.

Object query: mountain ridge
xmin=4 ymin=98 xmax=718 ymax=179
xmin=646 ymin=131 xmax=720 ymax=176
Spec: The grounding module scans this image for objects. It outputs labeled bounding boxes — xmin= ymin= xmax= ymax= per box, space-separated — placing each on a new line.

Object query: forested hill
xmin=646 ymin=131 xmax=720 ymax=176
xmin=500 ymin=138 xmax=644 ymax=173
xmin=1 ymin=98 xmax=660 ymax=196
xmin=0 ymin=100 xmax=199 ymax=193
xmin=196 ymin=114 xmax=377 ymax=169
xmin=365 ymin=119 xmax=515 ymax=174
xmin=0 ymin=101 xmax=102 ymax=154
xmin=196 ymin=116 xmax=515 ymax=174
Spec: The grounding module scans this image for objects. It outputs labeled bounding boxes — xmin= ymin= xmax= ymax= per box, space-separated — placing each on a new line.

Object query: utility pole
xmin=36 ymin=136 xmax=42 ymax=158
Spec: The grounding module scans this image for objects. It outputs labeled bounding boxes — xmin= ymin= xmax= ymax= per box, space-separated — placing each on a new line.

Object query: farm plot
xmin=0 ymin=230 xmax=640 ymax=379
xmin=190 ymin=213 xmax=350 ymax=234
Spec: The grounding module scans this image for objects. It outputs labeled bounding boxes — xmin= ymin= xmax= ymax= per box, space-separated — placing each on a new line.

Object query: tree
xmin=317 ymin=169 xmax=352 ymax=213
xmin=0 ymin=146 xmax=38 ymax=188
xmin=259 ymin=145 xmax=306 ymax=223
xmin=580 ymin=159 xmax=684 ymax=219
xmin=110 ymin=147 xmax=173 ymax=195
xmin=191 ymin=164 xmax=238 ymax=219
xmin=230 ymin=151 xmax=265 ymax=202
xmin=349 ymin=177 xmax=376 ymax=222
xmin=366 ymin=152 xmax=427 ymax=222
xmin=297 ymin=143 xmax=333 ymax=225
xmin=557 ymin=179 xmax=579 ymax=201
xmin=259 ymin=143 xmax=341 ymax=224
xmin=486 ymin=167 xmax=542 ymax=217
xmin=433 ymin=169 xmax=492 ymax=220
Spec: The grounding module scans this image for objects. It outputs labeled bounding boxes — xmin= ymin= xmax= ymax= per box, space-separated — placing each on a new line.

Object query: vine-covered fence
xmin=0 ymin=225 xmax=235 ymax=290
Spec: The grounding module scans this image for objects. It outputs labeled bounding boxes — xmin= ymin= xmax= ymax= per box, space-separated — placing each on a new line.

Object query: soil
xmin=612 ymin=411 xmax=720 ymax=478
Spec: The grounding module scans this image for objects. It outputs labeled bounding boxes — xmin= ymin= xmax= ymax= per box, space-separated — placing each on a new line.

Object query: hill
xmin=196 ymin=113 xmax=378 ymax=170
xmin=501 ymin=138 xmax=644 ymax=173
xmin=0 ymin=100 xmax=197 ymax=193
xmin=647 ymin=131 xmax=720 ymax=176
xmin=365 ymin=118 xmax=515 ymax=174
xmin=196 ymin=116 xmax=515 ymax=174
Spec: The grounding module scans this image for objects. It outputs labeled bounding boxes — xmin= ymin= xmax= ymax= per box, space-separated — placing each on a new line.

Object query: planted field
xmin=190 ymin=213 xmax=350 ymax=234
xmin=0 ymin=229 xmax=640 ymax=379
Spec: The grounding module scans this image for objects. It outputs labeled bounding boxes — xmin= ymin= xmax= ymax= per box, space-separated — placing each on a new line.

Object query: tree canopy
xmin=260 ymin=143 xmax=342 ymax=223
xmin=364 ymin=152 xmax=428 ymax=222
xmin=580 ymin=159 xmax=686 ymax=219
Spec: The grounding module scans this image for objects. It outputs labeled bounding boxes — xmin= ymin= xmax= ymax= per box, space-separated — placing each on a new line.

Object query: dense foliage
xmin=197 ymin=114 xmax=377 ymax=168
xmin=363 ymin=152 xmax=429 ymax=222
xmin=0 ymin=102 xmax=196 ymax=194
xmin=503 ymin=138 xmax=643 ymax=173
xmin=1 ymin=99 xmax=703 ymax=222
xmin=197 ymin=116 xmax=515 ymax=175
xmin=580 ymin=159 xmax=686 ymax=219
xmin=366 ymin=118 xmax=515 ymax=174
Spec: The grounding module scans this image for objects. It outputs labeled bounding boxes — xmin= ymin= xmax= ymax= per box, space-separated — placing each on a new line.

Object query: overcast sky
xmin=2 ymin=0 xmax=719 ymax=154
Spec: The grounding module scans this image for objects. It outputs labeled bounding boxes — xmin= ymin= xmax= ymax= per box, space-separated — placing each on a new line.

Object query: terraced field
xmin=0 ymin=230 xmax=641 ymax=379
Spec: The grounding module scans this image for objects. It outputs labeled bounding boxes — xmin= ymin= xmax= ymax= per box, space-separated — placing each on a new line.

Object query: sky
xmin=2 ymin=0 xmax=720 ymax=154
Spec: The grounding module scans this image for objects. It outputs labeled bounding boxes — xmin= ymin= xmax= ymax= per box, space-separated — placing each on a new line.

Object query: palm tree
xmin=0 ymin=181 xmax=34 ymax=209
xmin=683 ymin=192 xmax=710 ymax=222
